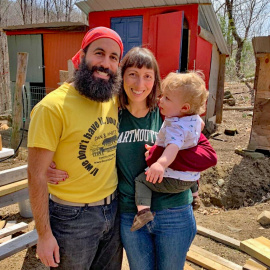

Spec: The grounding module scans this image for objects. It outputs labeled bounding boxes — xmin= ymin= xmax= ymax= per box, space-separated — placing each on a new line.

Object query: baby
xmin=131 ymin=71 xmax=209 ymax=232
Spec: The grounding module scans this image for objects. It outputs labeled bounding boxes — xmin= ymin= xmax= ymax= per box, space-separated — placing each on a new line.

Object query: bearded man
xmin=27 ymin=27 xmax=123 ymax=269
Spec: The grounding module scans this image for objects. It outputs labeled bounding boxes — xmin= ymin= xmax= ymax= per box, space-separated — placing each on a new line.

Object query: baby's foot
xmin=130 ymin=208 xmax=154 ymax=232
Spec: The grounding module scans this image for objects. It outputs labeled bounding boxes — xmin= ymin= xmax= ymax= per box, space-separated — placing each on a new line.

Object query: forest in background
xmin=0 ymin=0 xmax=270 ymax=114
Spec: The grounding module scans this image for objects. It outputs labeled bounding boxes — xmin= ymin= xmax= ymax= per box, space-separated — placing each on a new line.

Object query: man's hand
xmin=37 ymin=234 xmax=60 ymax=267
xmin=145 ymin=162 xmax=165 ymax=184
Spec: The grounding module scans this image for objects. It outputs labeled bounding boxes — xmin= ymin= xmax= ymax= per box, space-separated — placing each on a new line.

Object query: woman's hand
xmin=145 ymin=162 xmax=165 ymax=184
xmin=47 ymin=162 xmax=69 ymax=184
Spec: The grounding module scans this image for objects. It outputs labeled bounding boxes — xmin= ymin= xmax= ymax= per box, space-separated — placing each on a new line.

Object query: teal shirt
xmin=117 ymin=108 xmax=192 ymax=213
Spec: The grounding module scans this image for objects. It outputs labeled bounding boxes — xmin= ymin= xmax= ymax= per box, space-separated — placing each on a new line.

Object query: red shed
xmin=77 ymin=0 xmax=229 ymax=125
xmin=3 ymin=22 xmax=88 ymax=91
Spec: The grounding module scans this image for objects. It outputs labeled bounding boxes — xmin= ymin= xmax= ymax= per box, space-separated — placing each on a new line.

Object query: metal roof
xmin=76 ymin=0 xmax=229 ymax=55
xmin=3 ymin=22 xmax=88 ymax=32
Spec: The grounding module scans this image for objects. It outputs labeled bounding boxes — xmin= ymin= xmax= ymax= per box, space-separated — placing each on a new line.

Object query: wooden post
xmin=68 ymin=59 xmax=74 ymax=79
xmin=10 ymin=53 xmax=29 ymax=154
xmin=215 ymin=54 xmax=226 ymax=123
xmin=248 ymin=36 xmax=270 ymax=151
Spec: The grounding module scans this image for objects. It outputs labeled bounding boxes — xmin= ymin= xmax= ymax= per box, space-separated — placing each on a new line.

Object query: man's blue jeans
xmin=120 ymin=204 xmax=196 ymax=270
xmin=49 ymin=198 xmax=123 ymax=270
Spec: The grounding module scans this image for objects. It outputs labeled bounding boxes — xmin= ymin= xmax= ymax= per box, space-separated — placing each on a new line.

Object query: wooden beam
xmin=197 ymin=225 xmax=241 ymax=250
xmin=68 ymin=59 xmax=74 ymax=79
xmin=0 ymin=188 xmax=29 ymax=208
xmin=243 ymin=258 xmax=269 ymax=270
xmin=186 ymin=249 xmax=232 ymax=270
xmin=59 ymin=70 xmax=69 ymax=84
xmin=10 ymin=52 xmax=29 ymax=153
xmin=0 ymin=179 xmax=28 ymax=197
xmin=223 ymin=106 xmax=254 ymax=111
xmin=190 ymin=245 xmax=242 ymax=270
xmin=184 ymin=263 xmax=196 ymax=270
xmin=0 ymin=229 xmax=38 ymax=260
xmin=240 ymin=237 xmax=270 ymax=266
xmin=0 ymin=222 xmax=28 ymax=239
xmin=0 ymin=165 xmax=27 ymax=186
xmin=215 ymin=54 xmax=226 ymax=123
xmin=0 ymin=221 xmax=16 ymax=244
xmin=0 ymin=221 xmax=5 ymax=230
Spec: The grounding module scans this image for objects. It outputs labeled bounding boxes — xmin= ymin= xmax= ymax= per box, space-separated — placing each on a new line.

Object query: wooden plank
xmin=11 ymin=52 xmax=29 ymax=154
xmin=0 ymin=165 xmax=28 ymax=186
xmin=0 ymin=221 xmax=5 ymax=230
xmin=59 ymin=70 xmax=69 ymax=83
xmin=184 ymin=263 xmax=196 ymax=270
xmin=0 ymin=148 xmax=14 ymax=159
xmin=255 ymin=236 xmax=270 ymax=247
xmin=215 ymin=54 xmax=226 ymax=124
xmin=186 ymin=249 xmax=232 ymax=270
xmin=0 ymin=221 xmax=16 ymax=244
xmin=0 ymin=222 xmax=28 ymax=239
xmin=196 ymin=225 xmax=241 ymax=250
xmin=0 ymin=179 xmax=28 ymax=197
xmin=243 ymin=258 xmax=268 ymax=270
xmin=240 ymin=238 xmax=270 ymax=266
xmin=248 ymin=52 xmax=270 ymax=151
xmin=190 ymin=245 xmax=242 ymax=270
xmin=0 ymin=188 xmax=29 ymax=208
xmin=0 ymin=229 xmax=38 ymax=260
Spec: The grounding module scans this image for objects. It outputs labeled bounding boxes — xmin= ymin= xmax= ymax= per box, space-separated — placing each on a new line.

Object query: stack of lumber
xmin=0 ymin=221 xmax=37 ymax=260
xmin=241 ymin=237 xmax=270 ymax=267
xmin=187 ymin=245 xmax=242 ymax=270
xmin=0 ymin=165 xmax=29 ymax=208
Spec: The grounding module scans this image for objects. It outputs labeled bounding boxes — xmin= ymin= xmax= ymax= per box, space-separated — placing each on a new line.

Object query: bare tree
xmin=214 ymin=0 xmax=270 ymax=103
xmin=0 ymin=0 xmax=12 ymax=114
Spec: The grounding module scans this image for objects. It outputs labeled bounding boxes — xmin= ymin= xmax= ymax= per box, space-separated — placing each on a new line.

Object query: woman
xmin=117 ymin=47 xmax=196 ymax=269
xmin=48 ymin=47 xmax=217 ymax=270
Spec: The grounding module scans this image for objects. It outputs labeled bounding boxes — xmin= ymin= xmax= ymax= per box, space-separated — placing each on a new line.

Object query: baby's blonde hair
xmin=161 ymin=71 xmax=209 ymax=115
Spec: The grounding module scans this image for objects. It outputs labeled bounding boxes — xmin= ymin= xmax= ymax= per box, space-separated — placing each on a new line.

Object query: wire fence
xmin=22 ymin=85 xmax=54 ymax=128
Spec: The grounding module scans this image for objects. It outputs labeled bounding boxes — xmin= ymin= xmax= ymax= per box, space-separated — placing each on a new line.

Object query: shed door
xmin=149 ymin=11 xmax=184 ymax=78
xmin=7 ymin=34 xmax=43 ymax=83
xmin=111 ymin=16 xmax=143 ymax=56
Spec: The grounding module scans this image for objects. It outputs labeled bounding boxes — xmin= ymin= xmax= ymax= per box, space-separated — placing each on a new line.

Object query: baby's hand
xmin=144 ymin=144 xmax=152 ymax=159
xmin=145 ymin=162 xmax=165 ymax=184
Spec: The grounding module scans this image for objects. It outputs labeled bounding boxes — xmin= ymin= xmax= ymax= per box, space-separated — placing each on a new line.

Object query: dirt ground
xmin=0 ymin=82 xmax=270 ymax=269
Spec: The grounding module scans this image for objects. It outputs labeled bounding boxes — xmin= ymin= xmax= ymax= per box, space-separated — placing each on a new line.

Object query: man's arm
xmin=28 ymin=147 xmax=60 ymax=267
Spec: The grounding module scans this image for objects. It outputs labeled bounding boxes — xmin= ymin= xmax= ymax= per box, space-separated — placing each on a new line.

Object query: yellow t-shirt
xmin=28 ymin=83 xmax=118 ymax=203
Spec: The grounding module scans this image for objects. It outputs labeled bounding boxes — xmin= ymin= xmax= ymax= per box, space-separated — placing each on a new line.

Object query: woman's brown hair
xmin=118 ymin=47 xmax=161 ymax=111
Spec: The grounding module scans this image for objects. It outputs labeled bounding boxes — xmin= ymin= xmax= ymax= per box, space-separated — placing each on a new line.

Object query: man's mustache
xmin=91 ymin=66 xmax=115 ymax=78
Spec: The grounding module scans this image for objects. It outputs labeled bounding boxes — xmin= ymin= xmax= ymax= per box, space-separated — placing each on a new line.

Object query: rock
xmin=235 ymin=149 xmax=265 ymax=159
xmin=217 ymin=179 xmax=225 ymax=187
xmin=257 ymin=211 xmax=270 ymax=225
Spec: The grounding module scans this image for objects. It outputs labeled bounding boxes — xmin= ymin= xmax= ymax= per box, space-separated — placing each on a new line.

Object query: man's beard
xmin=74 ymin=58 xmax=121 ymax=102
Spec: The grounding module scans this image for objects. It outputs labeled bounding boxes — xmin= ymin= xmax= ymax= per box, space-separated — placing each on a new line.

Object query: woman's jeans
xmin=120 ymin=204 xmax=196 ymax=270
xmin=49 ymin=198 xmax=123 ymax=270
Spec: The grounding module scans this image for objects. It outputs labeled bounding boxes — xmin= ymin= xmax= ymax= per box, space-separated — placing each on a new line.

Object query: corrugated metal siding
xmin=76 ymin=0 xmax=212 ymax=13
xmin=43 ymin=32 xmax=86 ymax=89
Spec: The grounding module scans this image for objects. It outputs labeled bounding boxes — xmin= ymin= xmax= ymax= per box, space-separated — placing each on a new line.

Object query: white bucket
xmin=18 ymin=199 xmax=33 ymax=218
